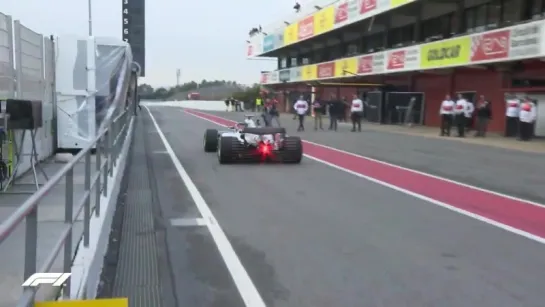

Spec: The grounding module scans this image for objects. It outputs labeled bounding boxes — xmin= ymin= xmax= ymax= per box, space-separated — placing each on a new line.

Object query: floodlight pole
xmin=88 ymin=0 xmax=93 ymax=35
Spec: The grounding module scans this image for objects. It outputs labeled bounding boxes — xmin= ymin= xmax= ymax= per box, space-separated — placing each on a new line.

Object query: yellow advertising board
xmin=313 ymin=6 xmax=335 ymax=36
xmin=36 ymin=298 xmax=128 ymax=307
xmin=420 ymin=37 xmax=471 ymax=69
xmin=301 ymin=64 xmax=317 ymax=81
xmin=283 ymin=23 xmax=299 ymax=46
xmin=390 ymin=0 xmax=414 ymax=8
xmin=334 ymin=57 xmax=358 ymax=77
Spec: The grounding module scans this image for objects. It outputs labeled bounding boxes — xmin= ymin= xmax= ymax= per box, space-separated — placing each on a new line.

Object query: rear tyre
xmin=218 ymin=136 xmax=236 ymax=164
xmin=282 ymin=136 xmax=303 ymax=163
xmin=203 ymin=129 xmax=218 ymax=152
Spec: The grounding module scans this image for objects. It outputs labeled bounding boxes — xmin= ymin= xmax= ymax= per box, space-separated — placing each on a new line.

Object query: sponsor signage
xmin=386 ymin=46 xmax=419 ymax=71
xmin=420 ymin=37 xmax=471 ymax=69
xmin=259 ymin=19 xmax=545 ymax=84
xmin=360 ymin=0 xmax=377 ymax=14
xmin=302 ymin=64 xmax=317 ymax=80
xmin=260 ymin=72 xmax=269 ymax=84
xmin=263 ymin=35 xmax=275 ymax=52
xmin=509 ymin=23 xmax=542 ymax=59
xmin=335 ymin=2 xmax=348 ymax=24
xmin=335 ymin=57 xmax=358 ymax=77
xmin=358 ymin=55 xmax=373 ymax=73
xmin=314 ymin=6 xmax=335 ymax=35
xmin=317 ymin=62 xmax=335 ymax=78
xmin=279 ymin=69 xmax=291 ymax=82
xmin=283 ymin=23 xmax=298 ymax=46
xmin=298 ymin=16 xmax=315 ymax=40
xmin=347 ymin=0 xmax=360 ymax=20
xmin=270 ymin=71 xmax=279 ymax=83
xmin=290 ymin=67 xmax=302 ymax=81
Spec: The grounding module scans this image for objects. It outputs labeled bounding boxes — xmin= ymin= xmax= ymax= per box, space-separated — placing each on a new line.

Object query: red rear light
xmin=259 ymin=143 xmax=271 ymax=155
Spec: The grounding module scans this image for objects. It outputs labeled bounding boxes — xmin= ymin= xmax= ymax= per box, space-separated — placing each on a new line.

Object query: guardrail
xmin=0 ymin=101 xmax=135 ymax=306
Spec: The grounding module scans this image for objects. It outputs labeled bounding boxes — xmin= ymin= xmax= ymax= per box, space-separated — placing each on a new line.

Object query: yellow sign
xmin=283 ymin=23 xmax=299 ymax=46
xmin=301 ymin=64 xmax=317 ymax=81
xmin=390 ymin=0 xmax=414 ymax=8
xmin=313 ymin=6 xmax=335 ymax=35
xmin=36 ymin=298 xmax=128 ymax=307
xmin=420 ymin=37 xmax=470 ymax=69
xmin=334 ymin=57 xmax=358 ymax=77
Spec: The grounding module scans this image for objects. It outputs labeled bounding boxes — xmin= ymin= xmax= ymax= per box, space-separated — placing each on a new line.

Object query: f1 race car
xmin=203 ymin=114 xmax=303 ymax=164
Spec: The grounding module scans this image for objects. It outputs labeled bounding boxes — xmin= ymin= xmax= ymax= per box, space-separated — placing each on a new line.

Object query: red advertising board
xmin=360 ymin=0 xmax=377 ymax=14
xmin=387 ymin=50 xmax=406 ymax=70
xmin=358 ymin=55 xmax=373 ymax=73
xmin=298 ymin=16 xmax=315 ymax=40
xmin=335 ymin=2 xmax=348 ymax=23
xmin=260 ymin=73 xmax=268 ymax=84
xmin=247 ymin=45 xmax=253 ymax=56
xmin=471 ymin=30 xmax=510 ymax=62
xmin=317 ymin=62 xmax=335 ymax=78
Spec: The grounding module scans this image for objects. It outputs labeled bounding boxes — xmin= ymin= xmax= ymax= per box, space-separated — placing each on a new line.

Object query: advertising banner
xmin=347 ymin=0 xmax=359 ymax=21
xmin=372 ymin=52 xmax=386 ymax=73
xmin=317 ymin=62 xmax=335 ymax=78
xmin=390 ymin=0 xmax=414 ymax=8
xmin=275 ymin=30 xmax=284 ymax=48
xmin=358 ymin=55 xmax=373 ymax=74
xmin=270 ymin=71 xmax=279 ymax=83
xmin=420 ymin=37 xmax=470 ymax=69
xmin=470 ymin=30 xmax=509 ymax=62
xmin=283 ymin=23 xmax=298 ymax=46
xmin=314 ymin=6 xmax=335 ymax=35
xmin=279 ymin=69 xmax=291 ymax=82
xmin=361 ymin=0 xmax=377 ymax=15
xmin=302 ymin=64 xmax=317 ymax=81
xmin=386 ymin=46 xmax=419 ymax=71
xmin=263 ymin=35 xmax=275 ymax=53
xmin=335 ymin=57 xmax=358 ymax=77
xmin=260 ymin=72 xmax=270 ymax=84
xmin=509 ymin=22 xmax=542 ymax=59
xmin=290 ymin=67 xmax=302 ymax=81
xmin=298 ymin=16 xmax=315 ymax=40
xmin=335 ymin=2 xmax=348 ymax=25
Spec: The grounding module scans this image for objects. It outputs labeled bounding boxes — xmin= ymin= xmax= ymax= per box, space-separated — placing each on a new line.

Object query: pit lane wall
xmin=143 ymin=100 xmax=226 ymax=111
xmin=259 ymin=19 xmax=543 ymax=84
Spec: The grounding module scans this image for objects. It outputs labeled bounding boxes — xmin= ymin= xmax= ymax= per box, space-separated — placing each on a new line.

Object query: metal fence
xmin=0 ymin=10 xmax=137 ymax=307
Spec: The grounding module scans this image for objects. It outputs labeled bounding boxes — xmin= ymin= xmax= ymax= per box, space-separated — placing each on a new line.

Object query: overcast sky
xmin=2 ymin=0 xmax=301 ymax=87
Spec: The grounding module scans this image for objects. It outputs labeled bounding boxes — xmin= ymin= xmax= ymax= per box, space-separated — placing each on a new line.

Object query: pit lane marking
xmin=170 ymin=218 xmax=206 ymax=227
xmin=144 ymin=106 xmax=267 ymax=307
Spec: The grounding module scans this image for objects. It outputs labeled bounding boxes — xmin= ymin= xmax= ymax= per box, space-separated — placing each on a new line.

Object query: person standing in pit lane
xmin=294 ymin=95 xmax=309 ymax=131
xmin=454 ymin=93 xmax=468 ymax=137
xmin=439 ymin=94 xmax=454 ymax=136
xmin=518 ymin=97 xmax=537 ymax=141
xmin=350 ymin=94 xmax=363 ymax=132
xmin=312 ymin=96 xmax=324 ymax=130
xmin=505 ymin=96 xmax=520 ymax=137
xmin=327 ymin=94 xmax=340 ymax=131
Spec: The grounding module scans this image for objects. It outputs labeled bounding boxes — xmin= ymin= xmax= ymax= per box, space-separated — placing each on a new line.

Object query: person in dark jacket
xmin=312 ymin=96 xmax=324 ymax=130
xmin=474 ymin=95 xmax=492 ymax=137
xmin=327 ymin=94 xmax=340 ymax=131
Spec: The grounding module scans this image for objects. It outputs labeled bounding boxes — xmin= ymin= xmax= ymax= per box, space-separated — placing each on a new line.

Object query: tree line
xmin=138 ymin=80 xmax=262 ymax=101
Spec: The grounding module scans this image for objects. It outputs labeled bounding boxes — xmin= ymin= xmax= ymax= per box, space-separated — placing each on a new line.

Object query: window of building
xmin=347 ymin=43 xmax=359 ymax=55
xmin=422 ymin=16 xmax=444 ymax=40
xmin=487 ymin=0 xmax=502 ymax=28
xmin=465 ymin=7 xmax=476 ymax=32
xmin=530 ymin=0 xmax=545 ymax=17
xmin=280 ymin=57 xmax=287 ymax=69
xmin=502 ymin=0 xmax=520 ymax=25
xmin=302 ymin=57 xmax=310 ymax=65
xmin=475 ymin=4 xmax=488 ymax=31
xmin=290 ymin=57 xmax=298 ymax=67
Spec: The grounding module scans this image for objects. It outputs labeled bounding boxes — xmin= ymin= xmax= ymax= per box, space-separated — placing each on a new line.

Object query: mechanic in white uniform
xmin=350 ymin=94 xmax=364 ymax=132
xmin=454 ymin=93 xmax=468 ymax=137
xmin=505 ymin=96 xmax=520 ymax=137
xmin=439 ymin=94 xmax=454 ymax=136
xmin=293 ymin=95 xmax=309 ymax=131
xmin=518 ymin=98 xmax=537 ymax=141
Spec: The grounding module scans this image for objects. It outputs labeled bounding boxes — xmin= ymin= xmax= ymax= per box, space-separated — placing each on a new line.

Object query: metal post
xmin=88 ymin=0 xmax=93 ymax=36
xmin=107 ymin=128 xmax=113 ymax=177
xmin=95 ymin=137 xmax=101 ymax=216
xmin=63 ymin=168 xmax=74 ymax=298
xmin=23 ymin=207 xmax=38 ymax=280
xmin=83 ymin=151 xmax=91 ymax=247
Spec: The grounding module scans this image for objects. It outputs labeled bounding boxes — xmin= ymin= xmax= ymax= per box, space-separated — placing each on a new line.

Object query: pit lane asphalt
xmin=145 ymin=106 xmax=545 ymax=307
xmin=203 ymin=110 xmax=545 ymax=204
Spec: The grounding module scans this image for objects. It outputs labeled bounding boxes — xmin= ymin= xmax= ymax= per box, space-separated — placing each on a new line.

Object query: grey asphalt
xmin=138 ymin=106 xmax=545 ymax=307
xmin=205 ymin=111 xmax=545 ymax=204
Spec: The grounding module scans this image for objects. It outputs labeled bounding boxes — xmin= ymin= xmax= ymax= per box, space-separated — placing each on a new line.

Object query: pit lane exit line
xmin=144 ymin=106 xmax=267 ymax=307
xmin=183 ymin=108 xmax=545 ymax=245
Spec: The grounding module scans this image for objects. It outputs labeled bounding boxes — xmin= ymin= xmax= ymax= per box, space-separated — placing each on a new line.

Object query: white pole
xmin=88 ymin=0 xmax=93 ymax=36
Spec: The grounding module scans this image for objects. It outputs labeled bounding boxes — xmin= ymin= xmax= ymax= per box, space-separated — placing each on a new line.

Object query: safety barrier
xmin=0 ymin=66 xmax=136 ymax=307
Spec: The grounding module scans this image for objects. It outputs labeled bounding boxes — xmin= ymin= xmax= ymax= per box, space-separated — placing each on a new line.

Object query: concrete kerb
xmin=69 ymin=117 xmax=135 ymax=300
